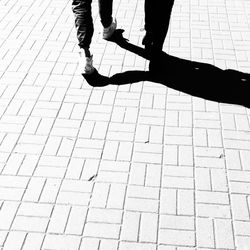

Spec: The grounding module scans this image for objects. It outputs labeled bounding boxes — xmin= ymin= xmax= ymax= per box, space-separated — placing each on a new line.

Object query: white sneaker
xmin=79 ymin=49 xmax=94 ymax=74
xmin=103 ymin=18 xmax=117 ymax=40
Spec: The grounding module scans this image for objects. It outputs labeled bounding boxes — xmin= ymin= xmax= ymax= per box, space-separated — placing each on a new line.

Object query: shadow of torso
xmin=148 ymin=53 xmax=250 ymax=107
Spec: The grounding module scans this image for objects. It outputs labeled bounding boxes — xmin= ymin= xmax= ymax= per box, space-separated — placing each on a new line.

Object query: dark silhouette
xmin=142 ymin=0 xmax=175 ymax=53
xmin=83 ymin=30 xmax=250 ymax=108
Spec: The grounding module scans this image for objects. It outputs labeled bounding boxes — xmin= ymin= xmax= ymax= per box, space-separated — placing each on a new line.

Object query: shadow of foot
xmin=82 ymin=69 xmax=109 ymax=87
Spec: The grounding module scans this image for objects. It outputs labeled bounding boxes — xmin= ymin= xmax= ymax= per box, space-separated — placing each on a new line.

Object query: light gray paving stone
xmin=159 ymin=229 xmax=195 ymax=246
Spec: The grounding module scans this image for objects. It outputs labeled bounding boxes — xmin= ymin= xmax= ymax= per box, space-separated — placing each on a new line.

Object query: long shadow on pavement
xmin=83 ymin=29 xmax=250 ymax=108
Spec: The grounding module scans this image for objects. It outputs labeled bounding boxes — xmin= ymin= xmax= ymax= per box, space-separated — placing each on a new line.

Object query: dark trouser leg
xmin=98 ymin=0 xmax=113 ymax=28
xmin=144 ymin=0 xmax=155 ymax=34
xmin=72 ymin=0 xmax=94 ymax=49
xmin=153 ymin=0 xmax=174 ymax=51
xmin=144 ymin=0 xmax=174 ymax=51
xmin=143 ymin=0 xmax=155 ymax=49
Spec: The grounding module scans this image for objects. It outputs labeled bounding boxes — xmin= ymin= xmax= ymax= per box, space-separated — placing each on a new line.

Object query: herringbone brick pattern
xmin=0 ymin=0 xmax=250 ymax=249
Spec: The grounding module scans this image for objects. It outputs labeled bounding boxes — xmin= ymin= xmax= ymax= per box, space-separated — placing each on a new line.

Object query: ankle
xmin=104 ymin=17 xmax=113 ymax=29
xmin=80 ymin=47 xmax=91 ymax=57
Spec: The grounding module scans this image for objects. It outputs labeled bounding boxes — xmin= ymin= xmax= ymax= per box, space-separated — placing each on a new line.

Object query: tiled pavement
xmin=0 ymin=0 xmax=250 ymax=249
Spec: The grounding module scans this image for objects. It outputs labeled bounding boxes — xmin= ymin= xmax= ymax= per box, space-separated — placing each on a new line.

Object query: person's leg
xmin=98 ymin=0 xmax=117 ymax=39
xmin=98 ymin=0 xmax=113 ymax=28
xmin=72 ymin=0 xmax=94 ymax=51
xmin=144 ymin=0 xmax=155 ymax=35
xmin=152 ymin=0 xmax=174 ymax=51
xmin=143 ymin=0 xmax=174 ymax=52
xmin=72 ymin=0 xmax=94 ymax=74
xmin=143 ymin=0 xmax=155 ymax=49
